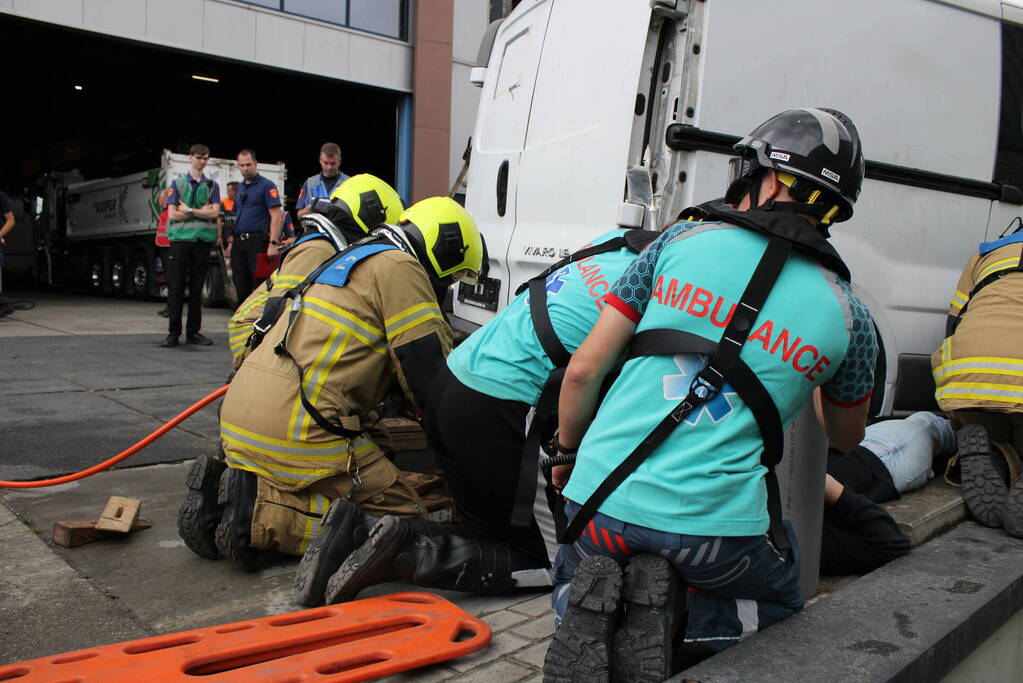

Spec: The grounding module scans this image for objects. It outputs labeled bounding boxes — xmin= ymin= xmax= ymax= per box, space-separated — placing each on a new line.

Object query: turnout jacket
xmin=933 ymin=234 xmax=1023 ymax=413
xmin=220 ymin=244 xmax=452 ymax=490
xmin=227 ymin=235 xmax=337 ymax=367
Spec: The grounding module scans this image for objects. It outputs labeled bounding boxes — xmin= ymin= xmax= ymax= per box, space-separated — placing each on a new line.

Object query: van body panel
xmin=456 ymin=0 xmax=1015 ymax=413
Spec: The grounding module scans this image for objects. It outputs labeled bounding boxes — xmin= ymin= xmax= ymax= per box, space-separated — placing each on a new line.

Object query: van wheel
xmin=131 ymin=250 xmax=154 ymax=301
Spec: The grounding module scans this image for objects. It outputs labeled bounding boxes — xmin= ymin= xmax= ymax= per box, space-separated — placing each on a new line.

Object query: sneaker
xmin=612 ymin=554 xmax=682 ymax=682
xmin=214 ymin=467 xmax=263 ymax=572
xmin=294 ymin=499 xmax=378 ymax=607
xmin=543 ymin=555 xmax=622 ymax=683
xmin=186 ymin=332 xmax=214 ymax=345
xmin=958 ymin=424 xmax=1007 ymax=527
xmin=177 ymin=453 xmax=227 ymax=560
xmin=160 ymin=334 xmax=179 ymax=347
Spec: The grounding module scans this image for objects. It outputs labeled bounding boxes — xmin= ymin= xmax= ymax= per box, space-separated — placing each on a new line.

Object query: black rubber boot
xmin=214 ymin=467 xmax=265 ymax=572
xmin=543 ymin=555 xmax=622 ymax=683
xmin=612 ymin=553 xmax=683 ymax=682
xmin=323 ymin=516 xmax=521 ymax=604
xmin=176 ymin=453 xmax=227 ymax=559
xmin=1005 ymin=466 xmax=1023 ymax=538
xmin=294 ymin=498 xmax=379 ymax=607
xmin=958 ymin=424 xmax=1006 ymax=528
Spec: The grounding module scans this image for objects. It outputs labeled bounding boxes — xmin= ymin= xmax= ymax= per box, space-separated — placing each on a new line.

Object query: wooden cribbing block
xmin=53 ymin=520 xmax=152 ymax=548
xmin=379 ymin=418 xmax=428 ymax=451
xmin=94 ymin=496 xmax=142 ymax=533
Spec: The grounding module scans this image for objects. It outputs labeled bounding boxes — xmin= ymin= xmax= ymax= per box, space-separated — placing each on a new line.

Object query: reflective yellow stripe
xmin=299 ymin=332 xmax=352 ymax=441
xmin=949 ymin=290 xmax=968 ymax=312
xmin=934 ymin=356 xmax=1023 ymax=380
xmin=223 ymin=420 xmax=369 ymax=457
xmin=288 ymin=328 xmax=344 ymax=441
xmin=977 ymin=257 xmax=1020 ymax=282
xmin=301 ymin=296 xmax=384 ymax=350
xmin=223 ymin=453 xmax=331 ymax=487
xmin=384 ymin=301 xmax=444 ymax=337
xmin=936 ymin=381 xmax=1023 ymax=405
xmin=298 ymin=493 xmax=331 ymax=554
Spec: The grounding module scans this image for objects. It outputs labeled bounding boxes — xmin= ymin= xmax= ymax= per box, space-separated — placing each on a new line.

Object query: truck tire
xmin=202 ymin=261 xmax=226 ymax=308
xmin=131 ymin=249 xmax=154 ymax=301
xmin=87 ymin=251 xmax=105 ymax=295
xmin=110 ymin=249 xmax=129 ymax=297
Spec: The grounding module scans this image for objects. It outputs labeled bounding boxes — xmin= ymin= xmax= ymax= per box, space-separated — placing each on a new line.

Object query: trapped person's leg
xmin=859 ymin=412 xmax=956 ymax=493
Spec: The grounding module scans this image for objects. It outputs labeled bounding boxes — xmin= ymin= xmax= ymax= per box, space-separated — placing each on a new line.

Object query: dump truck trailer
xmin=29 ymin=150 xmax=286 ymax=305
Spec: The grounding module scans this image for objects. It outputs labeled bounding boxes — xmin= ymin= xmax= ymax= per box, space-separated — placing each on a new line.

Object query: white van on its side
xmin=452 ymin=0 xmax=1023 ymax=417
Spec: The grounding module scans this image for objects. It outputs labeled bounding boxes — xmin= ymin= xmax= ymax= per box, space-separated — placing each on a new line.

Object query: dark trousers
xmin=423 ymin=364 xmax=550 ymax=568
xmin=230 ymin=231 xmax=266 ymax=308
xmin=167 ymin=239 xmax=211 ymax=337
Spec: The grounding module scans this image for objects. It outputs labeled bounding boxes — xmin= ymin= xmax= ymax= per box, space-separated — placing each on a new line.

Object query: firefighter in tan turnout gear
xmin=176 ymin=194 xmax=485 ymax=584
xmin=934 ymin=221 xmax=1023 ymax=537
xmin=225 ymin=174 xmax=406 ymax=369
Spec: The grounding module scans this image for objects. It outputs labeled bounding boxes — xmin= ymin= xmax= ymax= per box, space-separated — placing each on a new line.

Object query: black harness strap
xmin=245 ymin=235 xmax=395 ymax=440
xmin=947 ymin=243 xmax=1023 ymax=336
xmin=509 ymin=230 xmax=658 ymax=529
xmin=559 ymin=236 xmax=793 ymax=548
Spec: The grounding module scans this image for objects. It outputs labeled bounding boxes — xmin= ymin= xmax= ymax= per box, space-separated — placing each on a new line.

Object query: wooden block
xmin=53 ymin=520 xmax=152 ymax=548
xmin=94 ymin=496 xmax=142 ymax=533
xmin=379 ymin=418 xmax=429 ymax=452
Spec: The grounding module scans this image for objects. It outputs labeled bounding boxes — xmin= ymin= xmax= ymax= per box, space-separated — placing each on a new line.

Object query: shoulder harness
xmin=551 ymin=208 xmax=850 ymax=550
xmin=508 ymin=229 xmax=659 ymax=529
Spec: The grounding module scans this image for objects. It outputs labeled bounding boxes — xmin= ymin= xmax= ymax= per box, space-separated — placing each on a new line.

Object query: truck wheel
xmin=131 ymin=250 xmax=154 ymax=301
xmin=87 ymin=252 xmax=105 ymax=295
xmin=110 ymin=250 xmax=129 ymax=297
xmin=202 ymin=261 xmax=226 ymax=308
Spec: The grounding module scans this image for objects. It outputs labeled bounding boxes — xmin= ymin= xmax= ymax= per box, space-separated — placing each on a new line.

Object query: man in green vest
xmin=162 ymin=143 xmax=221 ymax=347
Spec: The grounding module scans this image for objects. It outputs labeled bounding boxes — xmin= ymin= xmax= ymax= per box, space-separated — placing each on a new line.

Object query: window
xmin=284 ymin=0 xmax=347 ymax=26
xmin=233 ymin=0 xmax=408 ymax=40
xmin=995 ymin=22 xmax=1023 ymax=190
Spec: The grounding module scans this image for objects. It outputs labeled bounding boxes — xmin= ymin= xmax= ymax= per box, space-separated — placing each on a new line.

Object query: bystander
xmin=226 ymin=149 xmax=282 ymax=306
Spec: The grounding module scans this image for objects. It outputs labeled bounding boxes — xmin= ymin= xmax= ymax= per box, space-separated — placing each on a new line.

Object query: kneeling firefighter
xmin=225 ymin=174 xmax=405 ymax=368
xmin=177 ymin=193 xmax=482 ymax=584
xmin=299 ymin=225 xmax=659 ymax=607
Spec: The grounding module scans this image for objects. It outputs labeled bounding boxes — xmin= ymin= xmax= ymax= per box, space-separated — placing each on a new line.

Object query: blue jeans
xmin=861 ymin=412 xmax=956 ymax=493
xmin=552 ymin=501 xmax=803 ymax=656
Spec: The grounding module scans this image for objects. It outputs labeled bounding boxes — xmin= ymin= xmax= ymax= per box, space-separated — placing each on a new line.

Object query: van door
xmin=501 ymin=0 xmax=652 ymax=308
xmin=455 ymin=0 xmax=554 ymax=327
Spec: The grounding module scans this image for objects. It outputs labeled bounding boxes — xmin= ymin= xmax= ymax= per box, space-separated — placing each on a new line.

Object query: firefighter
xmin=934 ymin=218 xmax=1023 ymax=537
xmin=223 ymin=174 xmax=404 ymax=369
xmin=176 ymin=194 xmax=482 ymax=579
xmin=543 ymin=108 xmax=877 ymax=680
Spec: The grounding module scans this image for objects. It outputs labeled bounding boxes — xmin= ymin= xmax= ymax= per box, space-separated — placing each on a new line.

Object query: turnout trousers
xmin=240 ymin=448 xmax=426 ymax=557
xmin=424 ymin=364 xmax=553 ymax=570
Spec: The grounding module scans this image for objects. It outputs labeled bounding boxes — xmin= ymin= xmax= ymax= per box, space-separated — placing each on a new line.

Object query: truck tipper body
xmin=452 ymin=0 xmax=1023 ymax=417
xmin=31 ymin=150 xmax=286 ymax=304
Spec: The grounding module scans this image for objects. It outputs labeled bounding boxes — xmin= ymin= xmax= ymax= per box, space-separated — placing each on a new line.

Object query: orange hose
xmin=0 ymin=385 xmax=229 ymax=489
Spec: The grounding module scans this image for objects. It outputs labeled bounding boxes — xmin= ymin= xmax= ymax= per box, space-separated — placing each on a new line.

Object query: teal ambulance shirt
xmin=562 ymin=221 xmax=877 ymax=537
xmin=448 ymin=229 xmax=643 ymax=405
